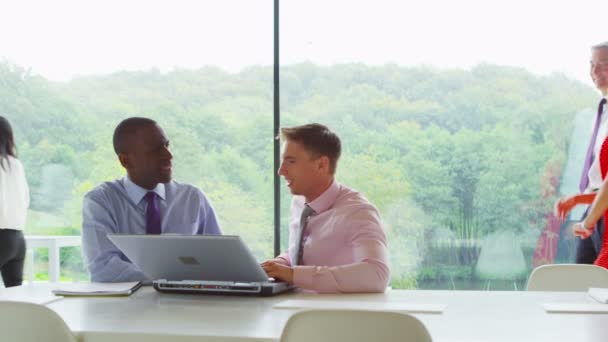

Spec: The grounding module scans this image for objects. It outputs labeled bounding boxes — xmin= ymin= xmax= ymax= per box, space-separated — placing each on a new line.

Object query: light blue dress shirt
xmin=82 ymin=177 xmax=222 ymax=282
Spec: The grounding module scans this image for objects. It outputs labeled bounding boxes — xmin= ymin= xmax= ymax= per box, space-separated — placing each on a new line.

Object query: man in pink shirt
xmin=261 ymin=123 xmax=390 ymax=293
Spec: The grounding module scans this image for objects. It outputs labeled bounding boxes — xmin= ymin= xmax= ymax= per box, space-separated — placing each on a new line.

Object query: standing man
xmin=82 ymin=117 xmax=222 ymax=282
xmin=261 ymin=123 xmax=390 ymax=293
xmin=556 ymin=42 xmax=608 ymax=263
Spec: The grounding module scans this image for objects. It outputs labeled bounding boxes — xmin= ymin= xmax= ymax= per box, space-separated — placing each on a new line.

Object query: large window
xmin=0 ymin=0 xmax=273 ymax=281
xmin=3 ymin=0 xmax=608 ymax=288
xmin=281 ymin=0 xmax=607 ymax=289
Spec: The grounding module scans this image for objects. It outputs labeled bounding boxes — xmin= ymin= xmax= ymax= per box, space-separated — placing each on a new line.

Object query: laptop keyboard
xmin=154 ymin=279 xmax=262 ymax=292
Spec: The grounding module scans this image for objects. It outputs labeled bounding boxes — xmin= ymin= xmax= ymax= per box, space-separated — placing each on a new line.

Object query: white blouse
xmin=587 ymin=96 xmax=608 ymax=192
xmin=0 ymin=156 xmax=29 ymax=230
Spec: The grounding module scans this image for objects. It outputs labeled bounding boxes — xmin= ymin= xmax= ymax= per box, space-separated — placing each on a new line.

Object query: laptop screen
xmin=108 ymin=234 xmax=269 ymax=282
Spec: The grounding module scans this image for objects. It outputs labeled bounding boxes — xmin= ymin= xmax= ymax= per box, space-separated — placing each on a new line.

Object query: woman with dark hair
xmin=0 ymin=116 xmax=29 ymax=287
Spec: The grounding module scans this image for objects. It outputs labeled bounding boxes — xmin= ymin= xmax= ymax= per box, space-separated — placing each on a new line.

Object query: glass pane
xmin=0 ymin=0 xmax=273 ymax=282
xmin=281 ymin=0 xmax=607 ymax=290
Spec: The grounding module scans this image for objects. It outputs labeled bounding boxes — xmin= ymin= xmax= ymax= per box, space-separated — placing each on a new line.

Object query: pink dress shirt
xmin=276 ymin=181 xmax=390 ymax=293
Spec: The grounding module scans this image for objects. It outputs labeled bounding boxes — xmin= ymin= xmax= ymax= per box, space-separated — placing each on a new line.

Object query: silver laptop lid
xmin=108 ymin=235 xmax=268 ymax=282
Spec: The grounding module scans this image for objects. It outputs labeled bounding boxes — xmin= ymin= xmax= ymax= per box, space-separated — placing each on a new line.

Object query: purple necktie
xmin=144 ymin=192 xmax=161 ymax=235
xmin=580 ymin=98 xmax=608 ymax=192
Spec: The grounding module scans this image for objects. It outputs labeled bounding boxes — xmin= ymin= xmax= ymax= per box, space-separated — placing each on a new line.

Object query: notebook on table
xmin=52 ymin=281 xmax=143 ymax=296
xmin=108 ymin=234 xmax=293 ymax=296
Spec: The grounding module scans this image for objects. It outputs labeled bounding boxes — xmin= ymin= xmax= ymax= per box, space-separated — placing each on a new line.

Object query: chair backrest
xmin=526 ymin=264 xmax=608 ymax=291
xmin=0 ymin=301 xmax=77 ymax=342
xmin=280 ymin=309 xmax=433 ymax=342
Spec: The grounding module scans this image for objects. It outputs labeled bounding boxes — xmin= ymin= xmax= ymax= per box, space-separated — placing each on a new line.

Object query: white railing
xmin=24 ymin=235 xmax=81 ymax=283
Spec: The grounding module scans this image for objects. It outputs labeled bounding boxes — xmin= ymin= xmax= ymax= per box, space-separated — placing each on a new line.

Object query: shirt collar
xmin=123 ymin=176 xmax=166 ymax=205
xmin=307 ymin=179 xmax=340 ymax=214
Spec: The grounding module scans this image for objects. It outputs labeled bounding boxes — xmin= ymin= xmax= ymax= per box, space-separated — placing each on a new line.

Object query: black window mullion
xmin=273 ymin=0 xmax=281 ymax=257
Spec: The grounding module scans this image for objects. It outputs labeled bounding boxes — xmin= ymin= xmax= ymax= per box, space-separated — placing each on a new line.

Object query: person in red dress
xmin=556 ymin=136 xmax=608 ymax=268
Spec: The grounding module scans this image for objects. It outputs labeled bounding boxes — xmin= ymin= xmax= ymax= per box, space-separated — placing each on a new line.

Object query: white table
xmin=0 ymin=283 xmax=61 ymax=305
xmin=25 ymin=236 xmax=81 ymax=282
xmin=1 ymin=285 xmax=606 ymax=342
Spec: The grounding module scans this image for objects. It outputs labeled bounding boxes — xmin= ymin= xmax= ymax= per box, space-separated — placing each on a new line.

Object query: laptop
xmin=108 ymin=234 xmax=294 ymax=296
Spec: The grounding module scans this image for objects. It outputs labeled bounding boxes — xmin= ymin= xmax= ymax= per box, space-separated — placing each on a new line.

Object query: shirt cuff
xmin=293 ymin=266 xmax=316 ymax=289
xmin=275 ymin=254 xmax=291 ymax=266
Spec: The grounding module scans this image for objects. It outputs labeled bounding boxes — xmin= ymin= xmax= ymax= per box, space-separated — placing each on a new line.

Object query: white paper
xmin=273 ymin=299 xmax=445 ymax=314
xmin=52 ymin=281 xmax=142 ymax=296
xmin=543 ymin=303 xmax=608 ymax=313
xmin=588 ymin=287 xmax=608 ymax=304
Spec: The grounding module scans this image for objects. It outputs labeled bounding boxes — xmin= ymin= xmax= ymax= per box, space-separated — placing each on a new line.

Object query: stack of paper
xmin=543 ymin=303 xmax=608 ymax=313
xmin=588 ymin=287 xmax=608 ymax=304
xmin=52 ymin=281 xmax=142 ymax=296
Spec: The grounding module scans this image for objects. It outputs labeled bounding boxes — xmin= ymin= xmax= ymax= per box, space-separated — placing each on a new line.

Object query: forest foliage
xmin=0 ymin=61 xmax=597 ymax=286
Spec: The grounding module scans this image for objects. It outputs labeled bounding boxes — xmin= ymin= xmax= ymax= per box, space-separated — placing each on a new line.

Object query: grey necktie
xmin=292 ymin=204 xmax=315 ymax=266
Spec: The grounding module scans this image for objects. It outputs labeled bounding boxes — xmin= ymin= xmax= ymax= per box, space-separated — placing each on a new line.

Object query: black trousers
xmin=0 ymin=229 xmax=26 ymax=287
xmin=575 ymin=211 xmax=605 ymax=264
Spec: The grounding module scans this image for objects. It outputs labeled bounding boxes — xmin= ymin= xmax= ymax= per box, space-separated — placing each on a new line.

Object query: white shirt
xmin=586 ymin=96 xmax=608 ymax=192
xmin=0 ymin=156 xmax=29 ymax=230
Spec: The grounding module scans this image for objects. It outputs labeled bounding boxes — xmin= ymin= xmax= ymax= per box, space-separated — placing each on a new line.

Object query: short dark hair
xmin=0 ymin=116 xmax=17 ymax=170
xmin=280 ymin=123 xmax=341 ymax=174
xmin=113 ymin=117 xmax=157 ymax=154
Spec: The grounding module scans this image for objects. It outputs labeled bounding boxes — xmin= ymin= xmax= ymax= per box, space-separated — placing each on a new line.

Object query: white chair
xmin=0 ymin=301 xmax=77 ymax=342
xmin=280 ymin=309 xmax=433 ymax=342
xmin=526 ymin=264 xmax=608 ymax=291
